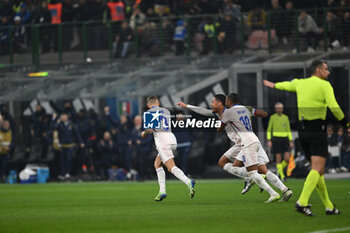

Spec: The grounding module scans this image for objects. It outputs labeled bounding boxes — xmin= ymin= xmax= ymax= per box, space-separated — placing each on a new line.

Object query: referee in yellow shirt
xmin=267 ymin=102 xmax=293 ymax=181
xmin=264 ymin=59 xmax=349 ymax=216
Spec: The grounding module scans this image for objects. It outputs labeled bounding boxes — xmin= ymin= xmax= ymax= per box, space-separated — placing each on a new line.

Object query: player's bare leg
xmin=154 ymin=156 xmax=167 ymax=201
xmin=164 ymin=159 xmax=195 ymax=198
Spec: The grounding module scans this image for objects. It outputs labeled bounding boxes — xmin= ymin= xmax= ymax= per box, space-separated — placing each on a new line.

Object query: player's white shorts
xmin=223 ymin=144 xmax=242 ymax=162
xmin=236 ymin=142 xmax=269 ymax=167
xmin=156 ymin=144 xmax=177 ymax=163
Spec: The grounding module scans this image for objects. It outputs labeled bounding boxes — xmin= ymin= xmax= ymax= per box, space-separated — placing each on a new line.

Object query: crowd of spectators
xmin=1 ymin=100 xmax=350 ymax=182
xmin=0 ymin=0 xmax=349 ymax=56
xmin=327 ymin=124 xmax=350 ymax=174
xmin=0 ymin=102 xmax=206 ymax=182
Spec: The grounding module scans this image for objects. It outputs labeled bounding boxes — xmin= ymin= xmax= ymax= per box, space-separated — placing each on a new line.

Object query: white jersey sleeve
xmin=187 ymin=104 xmax=217 ymax=117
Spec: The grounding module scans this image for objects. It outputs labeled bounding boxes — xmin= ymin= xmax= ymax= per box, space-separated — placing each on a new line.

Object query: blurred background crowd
xmin=0 ymin=0 xmax=350 ymax=57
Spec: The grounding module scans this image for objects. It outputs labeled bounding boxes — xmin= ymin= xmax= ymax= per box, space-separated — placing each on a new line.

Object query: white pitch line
xmin=308 ymin=227 xmax=350 ymax=233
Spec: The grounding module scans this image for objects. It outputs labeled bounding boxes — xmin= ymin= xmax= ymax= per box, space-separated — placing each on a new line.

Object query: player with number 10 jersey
xmin=221 ymin=105 xmax=260 ymax=149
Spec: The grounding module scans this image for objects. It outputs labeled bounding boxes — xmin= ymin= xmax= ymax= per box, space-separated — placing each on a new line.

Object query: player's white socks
xmin=223 ymin=163 xmax=248 ymax=178
xmin=248 ymin=170 xmax=278 ymax=196
xmin=156 ymin=167 xmax=166 ymax=193
xmin=266 ymin=171 xmax=288 ymax=193
xmin=171 ymin=166 xmax=190 ymax=185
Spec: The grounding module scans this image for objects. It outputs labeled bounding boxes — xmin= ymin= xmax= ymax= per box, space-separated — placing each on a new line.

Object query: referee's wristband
xmin=339 ymin=117 xmax=349 ymax=128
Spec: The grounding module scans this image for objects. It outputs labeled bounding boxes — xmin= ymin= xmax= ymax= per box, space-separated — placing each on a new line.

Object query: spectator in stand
xmin=219 ymin=13 xmax=236 ymax=53
xmin=223 ymin=0 xmax=242 ymax=21
xmin=327 ymin=125 xmax=339 ymax=173
xmin=201 ymin=17 xmax=217 ymax=55
xmin=75 ymin=0 xmax=92 ymax=50
xmin=113 ymin=21 xmax=134 ymax=58
xmin=155 ymin=4 xmax=169 ymax=18
xmin=173 ymin=19 xmax=187 ymax=56
xmin=132 ymin=115 xmax=152 ymax=181
xmin=0 ymin=16 xmax=9 ymax=54
xmin=96 ymin=131 xmax=115 ymax=180
xmin=0 ymin=120 xmax=13 ymax=182
xmin=104 ymin=106 xmax=133 ymax=172
xmin=62 ymin=0 xmax=74 ymax=51
xmin=52 ymin=113 xmax=84 ymax=180
xmin=325 ymin=0 xmax=338 ymax=8
xmin=0 ymin=0 xmax=13 ymax=20
xmin=145 ymin=7 xmax=158 ymax=22
xmin=90 ymin=0 xmax=106 ymax=50
xmin=270 ymin=0 xmax=283 ymax=45
xmin=340 ymin=10 xmax=350 ymax=50
xmin=48 ymin=0 xmax=63 ymax=52
xmin=281 ymin=1 xmax=295 ymax=45
xmin=162 ymin=18 xmax=174 ymax=51
xmin=326 ymin=11 xmax=342 ymax=50
xmin=340 ymin=127 xmax=350 ymax=171
xmin=247 ymin=7 xmax=270 ymax=49
xmin=107 ymin=0 xmax=126 ymax=22
xmin=129 ymin=7 xmax=146 ymax=31
xmin=140 ymin=21 xmax=159 ymax=56
xmin=14 ymin=2 xmax=31 ymax=25
xmin=298 ymin=11 xmax=323 ymax=52
xmin=12 ymin=16 xmax=26 ymax=53
xmin=32 ymin=1 xmax=51 ymax=53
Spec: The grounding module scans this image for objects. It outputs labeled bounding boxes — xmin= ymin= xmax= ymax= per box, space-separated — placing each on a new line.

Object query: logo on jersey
xmin=143 ymin=110 xmax=169 ymax=130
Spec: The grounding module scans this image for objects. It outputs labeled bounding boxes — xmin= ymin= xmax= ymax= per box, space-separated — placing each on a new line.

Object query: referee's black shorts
xmin=298 ymin=119 xmax=328 ymax=160
xmin=272 ymin=136 xmax=290 ymax=154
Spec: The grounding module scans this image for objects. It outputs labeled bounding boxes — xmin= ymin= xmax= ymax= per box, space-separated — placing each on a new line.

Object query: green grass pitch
xmin=0 ymin=179 xmax=349 ymax=233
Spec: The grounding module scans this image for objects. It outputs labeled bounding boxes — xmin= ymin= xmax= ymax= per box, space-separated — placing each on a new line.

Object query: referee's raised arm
xmin=263 ymin=59 xmax=349 ymax=216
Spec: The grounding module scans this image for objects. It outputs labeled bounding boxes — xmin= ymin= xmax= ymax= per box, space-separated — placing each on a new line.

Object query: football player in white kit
xmin=177 ymin=95 xmax=262 ymax=193
xmin=177 ymin=94 xmax=292 ymax=203
xmin=220 ymin=93 xmax=292 ymax=203
xmin=141 ymin=96 xmax=195 ymax=201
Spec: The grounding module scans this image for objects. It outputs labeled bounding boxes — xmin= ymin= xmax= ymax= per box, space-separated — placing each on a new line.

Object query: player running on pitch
xmin=177 ymin=94 xmax=261 ymax=194
xmin=177 ymin=94 xmax=292 ymax=202
xmin=141 ymin=96 xmax=195 ymax=202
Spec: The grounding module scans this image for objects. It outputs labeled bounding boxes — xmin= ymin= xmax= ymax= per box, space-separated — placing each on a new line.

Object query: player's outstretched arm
xmin=177 ymin=102 xmax=214 ymax=117
xmin=176 ymin=102 xmax=188 ymax=108
xmin=255 ymin=109 xmax=268 ymax=118
xmin=263 ymin=80 xmax=276 ymax=89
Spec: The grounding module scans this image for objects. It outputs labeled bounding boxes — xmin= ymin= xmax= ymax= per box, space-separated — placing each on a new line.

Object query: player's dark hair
xmin=147 ymin=96 xmax=159 ymax=104
xmin=214 ymin=94 xmax=226 ymax=106
xmin=227 ymin=93 xmax=239 ymax=105
xmin=309 ymin=60 xmax=327 ymax=75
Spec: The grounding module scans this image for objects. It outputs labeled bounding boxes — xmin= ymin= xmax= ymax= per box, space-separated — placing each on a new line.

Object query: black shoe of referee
xmin=326 ymin=206 xmax=341 ymax=215
xmin=295 ymin=202 xmax=314 ymax=217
